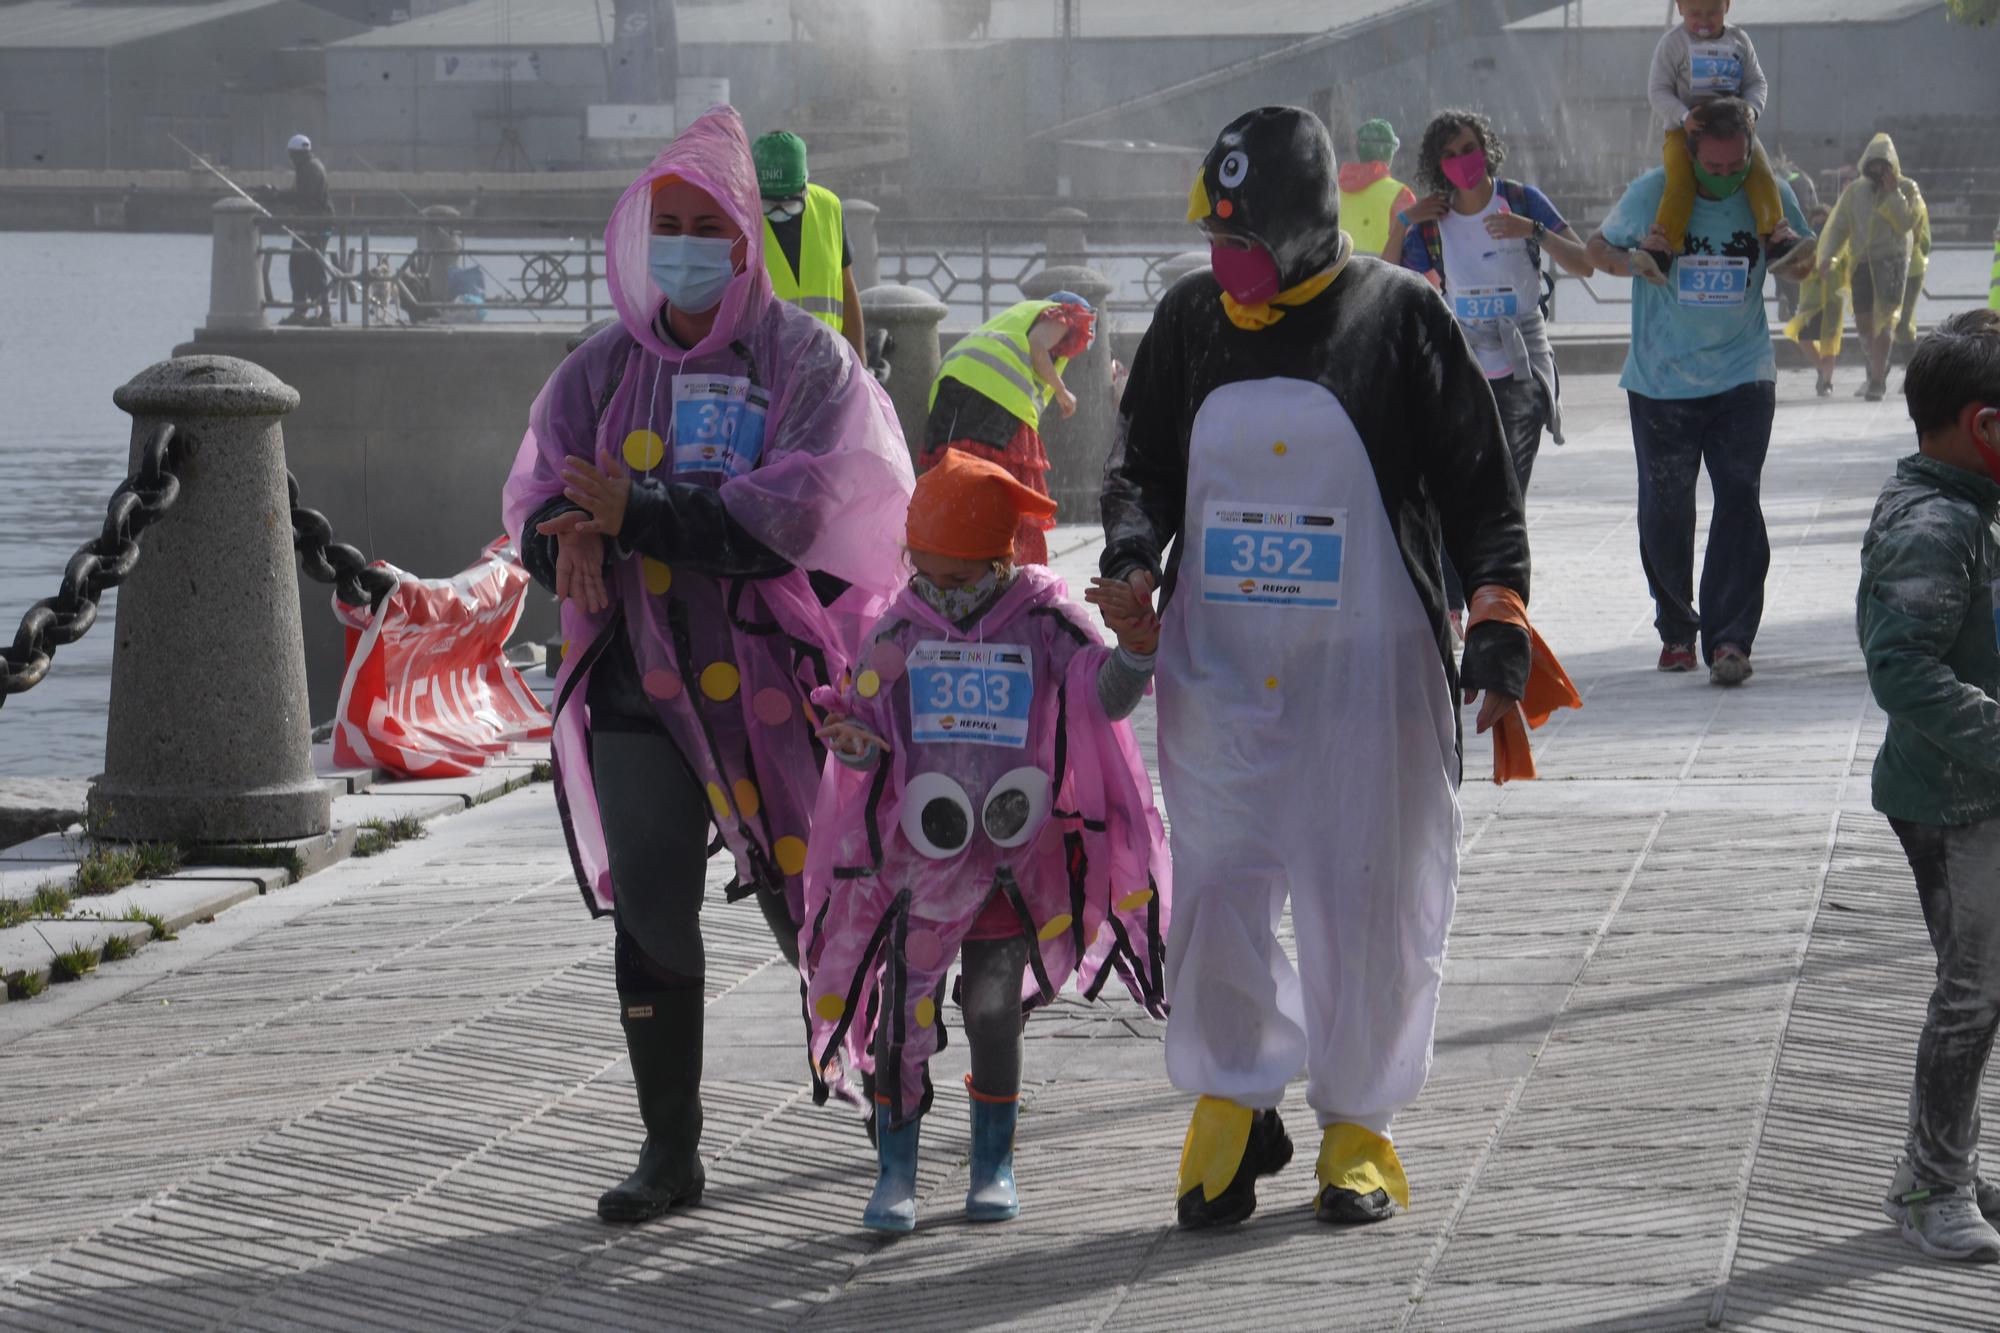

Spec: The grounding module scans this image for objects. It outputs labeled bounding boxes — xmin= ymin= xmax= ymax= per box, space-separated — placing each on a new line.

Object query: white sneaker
xmin=1884 ymin=1156 xmax=2000 ymax=1223
xmin=1891 ymin=1178 xmax=2000 ymax=1263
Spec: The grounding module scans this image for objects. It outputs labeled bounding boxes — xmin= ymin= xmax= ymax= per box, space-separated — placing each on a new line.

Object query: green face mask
xmin=1690 ymin=156 xmax=1752 ymax=199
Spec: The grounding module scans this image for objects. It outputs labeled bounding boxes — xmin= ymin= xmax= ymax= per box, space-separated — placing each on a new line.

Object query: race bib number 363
xmin=907 ymin=641 xmax=1034 ymax=748
xmin=1200 ymin=503 xmax=1345 ymax=610
xmin=1676 ymin=255 xmax=1750 ymax=307
xmin=671 ymin=374 xmax=770 ymax=479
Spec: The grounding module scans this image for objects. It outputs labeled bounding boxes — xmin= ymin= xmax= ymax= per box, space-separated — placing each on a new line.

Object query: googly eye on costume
xmin=1218 ymin=150 xmax=1249 ymax=189
xmin=901 ymin=772 xmax=974 ymax=859
xmin=982 ymin=767 xmax=1052 ymax=848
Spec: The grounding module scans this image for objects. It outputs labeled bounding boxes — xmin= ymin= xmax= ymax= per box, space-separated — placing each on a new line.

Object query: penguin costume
xmin=1100 ymin=106 xmax=1532 ymax=1228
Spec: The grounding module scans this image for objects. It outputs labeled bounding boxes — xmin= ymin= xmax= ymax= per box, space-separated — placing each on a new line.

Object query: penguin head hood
xmin=1187 ymin=106 xmax=1343 ymax=289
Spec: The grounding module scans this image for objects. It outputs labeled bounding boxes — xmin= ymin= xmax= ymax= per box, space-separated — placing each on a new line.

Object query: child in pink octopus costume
xmin=804 ymin=450 xmax=1171 ymax=1232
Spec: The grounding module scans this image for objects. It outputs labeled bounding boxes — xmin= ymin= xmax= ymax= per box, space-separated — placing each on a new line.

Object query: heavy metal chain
xmin=0 ymin=425 xmax=397 ymax=709
xmin=0 ymin=424 xmax=184 ymax=707
xmin=289 ymin=474 xmax=398 ymax=612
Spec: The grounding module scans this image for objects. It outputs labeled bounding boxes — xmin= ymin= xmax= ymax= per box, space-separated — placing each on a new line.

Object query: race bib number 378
xmin=907 ymin=641 xmax=1034 ymax=748
xmin=1200 ymin=503 xmax=1345 ymax=610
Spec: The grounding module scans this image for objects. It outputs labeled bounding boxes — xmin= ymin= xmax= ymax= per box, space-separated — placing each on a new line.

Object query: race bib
xmin=1676 ymin=255 xmax=1750 ymax=307
xmin=1452 ymin=285 xmax=1519 ymax=325
xmin=1200 ymin=503 xmax=1345 ymax=610
xmin=907 ymin=641 xmax=1034 ymax=749
xmin=671 ymin=374 xmax=770 ymax=479
xmin=1688 ymin=42 xmax=1743 ymax=96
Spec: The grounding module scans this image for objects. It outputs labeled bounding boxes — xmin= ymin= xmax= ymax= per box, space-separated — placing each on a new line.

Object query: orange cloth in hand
xmin=1466 ymin=586 xmax=1582 ymax=784
xmin=906 ymin=449 xmax=1061 ymax=560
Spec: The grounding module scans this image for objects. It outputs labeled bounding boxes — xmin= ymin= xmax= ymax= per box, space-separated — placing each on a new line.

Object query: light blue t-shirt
xmin=1600 ymin=167 xmax=1811 ymax=400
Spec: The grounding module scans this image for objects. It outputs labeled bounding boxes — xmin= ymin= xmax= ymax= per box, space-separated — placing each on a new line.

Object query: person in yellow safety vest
xmin=1338 ymin=118 xmax=1417 ymax=260
xmin=1989 ymin=218 xmax=2000 ymax=312
xmin=752 ymin=130 xmax=866 ymax=359
xmin=920 ymin=293 xmax=1098 ymax=565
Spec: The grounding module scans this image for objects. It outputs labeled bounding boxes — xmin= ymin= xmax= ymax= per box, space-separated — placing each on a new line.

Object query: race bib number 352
xmin=1676 ymin=255 xmax=1750 ymax=307
xmin=907 ymin=641 xmax=1034 ymax=748
xmin=1200 ymin=503 xmax=1345 ymax=610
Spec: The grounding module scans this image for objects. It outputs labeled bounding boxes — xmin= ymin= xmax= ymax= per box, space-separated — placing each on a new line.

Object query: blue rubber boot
xmin=863 ymin=1114 xmax=920 ymax=1233
xmin=965 ymin=1089 xmax=1021 ymax=1222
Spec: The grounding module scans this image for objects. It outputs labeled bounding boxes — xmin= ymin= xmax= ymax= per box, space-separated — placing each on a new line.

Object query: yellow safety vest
xmin=763 ymin=182 xmax=846 ymax=332
xmin=1340 ymin=174 xmax=1409 ymax=259
xmin=1990 ymin=231 xmax=2000 ymax=312
xmin=929 ymin=300 xmax=1069 ymax=427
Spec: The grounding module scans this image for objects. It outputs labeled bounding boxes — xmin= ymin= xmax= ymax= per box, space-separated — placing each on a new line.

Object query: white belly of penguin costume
xmin=1158 ymin=377 xmax=1459 ymax=1132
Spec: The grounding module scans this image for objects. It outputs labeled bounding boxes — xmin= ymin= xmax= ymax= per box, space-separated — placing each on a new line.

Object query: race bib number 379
xmin=907 ymin=641 xmax=1034 ymax=748
xmin=1676 ymin=255 xmax=1750 ymax=307
xmin=1200 ymin=503 xmax=1345 ymax=610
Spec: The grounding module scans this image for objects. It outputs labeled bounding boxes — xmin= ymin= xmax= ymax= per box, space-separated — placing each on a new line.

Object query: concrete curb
xmin=0 ymin=743 xmax=550 ymax=1004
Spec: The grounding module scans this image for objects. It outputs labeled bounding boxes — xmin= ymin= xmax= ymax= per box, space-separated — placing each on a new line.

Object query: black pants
xmin=1890 ymin=816 xmax=2000 ymax=1189
xmin=1627 ymin=381 xmax=1775 ymax=661
xmin=589 ymin=643 xmax=712 ymax=988
xmin=289 ymin=231 xmax=330 ymax=314
xmin=1445 ymin=372 xmax=1547 ymax=611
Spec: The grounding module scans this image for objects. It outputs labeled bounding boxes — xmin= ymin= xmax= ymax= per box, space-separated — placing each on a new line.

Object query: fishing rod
xmin=167 ymin=133 xmax=351 ymax=281
xmin=348 ymin=150 xmax=546 ymax=323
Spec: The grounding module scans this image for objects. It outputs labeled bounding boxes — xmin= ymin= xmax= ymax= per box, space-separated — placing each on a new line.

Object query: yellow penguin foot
xmin=1175 ymin=1097 xmax=1294 ymax=1230
xmin=1313 ymin=1122 xmax=1410 ymax=1226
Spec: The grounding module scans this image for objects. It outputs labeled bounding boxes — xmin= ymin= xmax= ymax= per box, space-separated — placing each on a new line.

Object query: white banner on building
xmin=435 ymin=51 xmax=543 ymax=82
xmin=587 ymin=104 xmax=676 ymax=141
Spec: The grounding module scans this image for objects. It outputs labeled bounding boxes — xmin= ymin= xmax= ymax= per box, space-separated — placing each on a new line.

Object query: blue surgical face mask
xmin=648 ymin=234 xmax=737 ymax=312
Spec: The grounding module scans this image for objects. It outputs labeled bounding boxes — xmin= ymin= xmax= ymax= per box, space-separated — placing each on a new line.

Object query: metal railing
xmin=257 ymin=215 xmax=606 ymax=326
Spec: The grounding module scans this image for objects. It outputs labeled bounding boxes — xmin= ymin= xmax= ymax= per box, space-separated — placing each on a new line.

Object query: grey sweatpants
xmin=1890 ymin=815 xmax=2000 ymax=1187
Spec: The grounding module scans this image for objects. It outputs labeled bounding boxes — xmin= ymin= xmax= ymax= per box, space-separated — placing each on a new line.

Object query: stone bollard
xmin=1159 ymin=249 xmax=1211 ymax=292
xmin=1043 ymin=207 xmax=1090 ymax=269
xmin=89 ymin=357 xmax=331 ymax=844
xmin=1020 ymin=264 xmax=1116 ymax=522
xmin=844 ymin=197 xmax=881 ymax=291
xmin=860 ymin=283 xmax=948 ymax=461
xmin=205 ymin=197 xmax=267 ymax=333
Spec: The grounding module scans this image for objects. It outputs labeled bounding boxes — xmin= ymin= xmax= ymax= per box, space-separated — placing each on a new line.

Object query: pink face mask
xmin=1441 ymin=150 xmax=1489 ymax=192
xmin=1210 ymin=241 xmax=1282 ymax=304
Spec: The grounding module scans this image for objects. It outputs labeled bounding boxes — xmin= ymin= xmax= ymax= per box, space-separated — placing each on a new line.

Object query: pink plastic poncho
xmin=800 ymin=565 xmax=1170 ymax=1126
xmin=501 ymin=106 xmax=914 ymax=920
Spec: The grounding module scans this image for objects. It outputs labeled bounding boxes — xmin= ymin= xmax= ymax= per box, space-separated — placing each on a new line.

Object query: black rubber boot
xmin=598 ymin=986 xmax=705 ymax=1223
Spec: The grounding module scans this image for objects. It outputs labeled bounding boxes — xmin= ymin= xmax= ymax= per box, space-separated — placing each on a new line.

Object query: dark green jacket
xmin=1858 ymin=454 xmax=2000 ymax=825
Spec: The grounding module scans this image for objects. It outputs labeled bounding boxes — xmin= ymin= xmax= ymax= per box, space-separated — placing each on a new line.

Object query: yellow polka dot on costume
xmin=1273 ymin=441 xmax=1288 ymax=456
xmin=560 ymin=639 xmax=571 ymax=660
xmin=774 ymin=836 xmax=808 ymax=877
xmin=1037 ymin=913 xmax=1074 ymax=942
xmin=814 ymin=993 xmax=846 ymax=1022
xmin=733 ymin=779 xmax=761 ymax=819
xmin=641 ymin=558 xmax=673 ymax=596
xmin=700 ymin=663 xmax=740 ymax=702
xmin=914 ymin=997 xmax=937 ymax=1029
xmin=856 ymin=669 xmax=881 ymax=699
xmin=1265 ymin=676 xmax=1279 ymax=690
xmin=706 ymin=781 xmax=730 ymax=819
xmin=622 ymin=429 xmax=665 ymax=471
xmin=1116 ymin=888 xmax=1155 ymax=912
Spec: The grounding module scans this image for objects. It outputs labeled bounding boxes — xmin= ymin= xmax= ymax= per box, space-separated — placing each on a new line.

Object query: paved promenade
xmin=2 ymin=370 xmax=1991 ymax=1330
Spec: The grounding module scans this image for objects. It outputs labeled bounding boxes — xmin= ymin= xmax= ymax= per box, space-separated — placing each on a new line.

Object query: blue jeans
xmin=1627 ymin=382 xmax=1775 ymax=660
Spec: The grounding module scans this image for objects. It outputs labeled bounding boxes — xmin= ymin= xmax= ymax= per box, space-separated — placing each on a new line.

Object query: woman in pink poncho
xmin=501 ymin=107 xmax=912 ymax=1224
xmin=806 ymin=450 xmax=1172 ymax=1232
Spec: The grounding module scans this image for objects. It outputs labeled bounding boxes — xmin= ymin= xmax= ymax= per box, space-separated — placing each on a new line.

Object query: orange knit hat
xmin=906 ymin=451 xmax=1061 ymax=560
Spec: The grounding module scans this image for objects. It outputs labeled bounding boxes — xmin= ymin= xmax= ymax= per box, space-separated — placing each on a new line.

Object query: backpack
xmin=1419 ymin=179 xmax=1554 ymax=319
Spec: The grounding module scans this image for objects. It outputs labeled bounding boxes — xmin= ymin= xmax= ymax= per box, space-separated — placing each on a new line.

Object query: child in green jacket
xmin=1856 ymin=307 xmax=2000 ymax=1263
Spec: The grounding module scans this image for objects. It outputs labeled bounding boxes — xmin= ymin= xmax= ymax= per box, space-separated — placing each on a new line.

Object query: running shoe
xmin=1657 ymin=642 xmax=1697 ymax=673
xmin=1710 ymin=644 xmax=1753 ymax=686
xmin=1891 ymin=1181 xmax=2000 ymax=1263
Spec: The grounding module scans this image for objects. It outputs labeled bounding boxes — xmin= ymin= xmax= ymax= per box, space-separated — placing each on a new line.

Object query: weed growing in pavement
xmin=48 ymin=943 xmax=98 ymax=983
xmin=5 ymin=969 xmax=45 ymax=1000
xmin=121 ymin=904 xmax=175 ymax=941
xmin=353 ymin=815 xmax=429 ymax=858
xmin=529 ymin=761 xmax=554 ymax=783
xmin=72 ymin=842 xmax=183 ymax=896
xmin=0 ymin=882 xmax=74 ymax=930
xmin=99 ymin=934 xmax=135 ymax=963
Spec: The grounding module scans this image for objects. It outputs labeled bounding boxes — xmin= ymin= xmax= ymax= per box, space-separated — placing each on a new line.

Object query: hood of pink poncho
xmin=606 ymin=104 xmax=773 ymax=363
